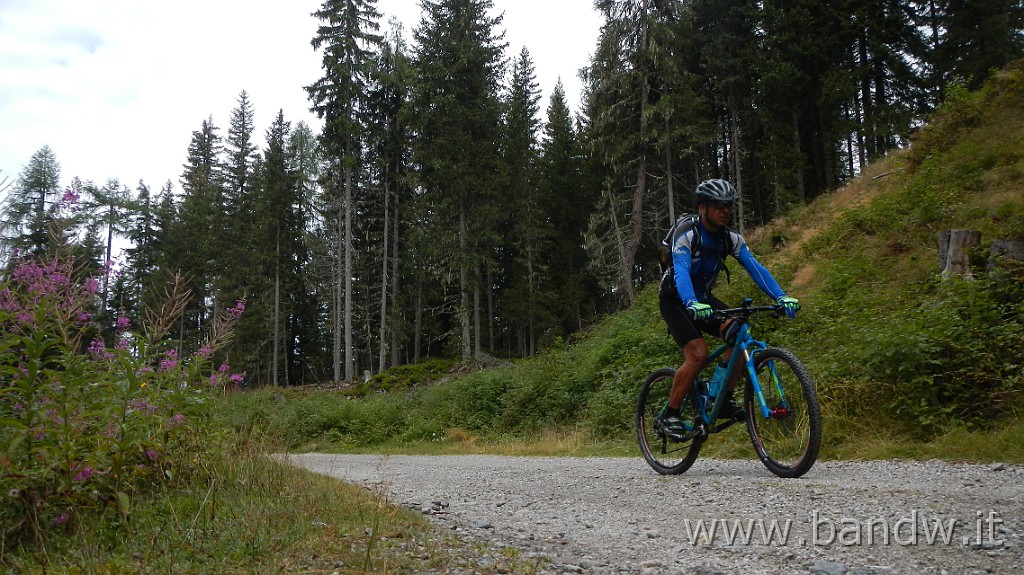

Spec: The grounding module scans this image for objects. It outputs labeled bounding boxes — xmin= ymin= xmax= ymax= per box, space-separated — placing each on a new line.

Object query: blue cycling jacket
xmin=667 ymin=217 xmax=786 ymax=306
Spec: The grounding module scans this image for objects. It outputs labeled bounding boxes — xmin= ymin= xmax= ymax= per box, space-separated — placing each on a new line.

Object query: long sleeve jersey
xmin=668 ymin=217 xmax=786 ymax=306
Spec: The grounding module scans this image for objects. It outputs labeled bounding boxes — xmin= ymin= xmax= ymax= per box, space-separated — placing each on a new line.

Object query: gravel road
xmin=281 ymin=454 xmax=1022 ymax=575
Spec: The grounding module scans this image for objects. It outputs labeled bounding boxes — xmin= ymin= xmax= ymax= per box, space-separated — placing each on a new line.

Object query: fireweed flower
xmin=128 ymin=398 xmax=157 ymax=414
xmin=88 ymin=335 xmax=114 ymax=361
xmin=72 ymin=465 xmax=93 ymax=482
xmin=197 ymin=345 xmax=211 ymax=358
xmin=115 ymin=315 xmax=131 ymax=330
xmin=159 ymin=349 xmax=179 ymax=372
xmin=226 ymin=299 xmax=246 ymax=319
xmin=167 ymin=413 xmax=185 ymax=429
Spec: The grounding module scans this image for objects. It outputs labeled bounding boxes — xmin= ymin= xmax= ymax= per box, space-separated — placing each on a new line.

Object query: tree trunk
xmin=334 ymin=180 xmax=343 ymax=384
xmin=474 ymin=277 xmax=482 ymax=361
xmin=390 ymin=181 xmax=401 ymax=367
xmin=273 ymin=229 xmax=281 ymax=386
xmin=459 ymin=196 xmax=471 ymax=362
xmin=344 ymin=149 xmax=354 ymax=382
xmin=792 ymin=112 xmax=806 ymax=203
xmin=729 ymin=102 xmax=744 ymax=234
xmin=378 ymin=182 xmax=390 ymax=374
xmin=940 ymin=229 xmax=982 ymax=280
xmin=414 ymin=277 xmax=422 ymax=364
xmin=665 ymin=117 xmax=675 ymax=225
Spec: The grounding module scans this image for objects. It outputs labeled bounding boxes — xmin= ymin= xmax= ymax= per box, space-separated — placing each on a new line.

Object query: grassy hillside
xmin=10 ymin=62 xmax=1023 ymax=575
xmin=223 ymin=62 xmax=1024 ymax=463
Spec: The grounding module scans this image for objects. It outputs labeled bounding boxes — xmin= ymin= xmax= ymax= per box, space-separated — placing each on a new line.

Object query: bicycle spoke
xmin=637 ymin=368 xmax=703 ymax=475
xmin=745 ymin=348 xmax=821 ymax=478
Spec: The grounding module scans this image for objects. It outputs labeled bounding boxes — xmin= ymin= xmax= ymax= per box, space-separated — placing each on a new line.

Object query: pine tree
xmin=307 ymin=0 xmax=382 ymax=382
xmin=365 ymin=23 xmax=415 ymax=371
xmin=0 ymin=146 xmax=62 ymax=260
xmin=937 ymin=0 xmax=1024 ymax=89
xmin=411 ymin=0 xmax=506 ymax=362
xmin=286 ymin=121 xmax=329 ymax=382
xmin=176 ymin=117 xmax=225 ymax=350
xmin=540 ymin=82 xmax=597 ymax=335
xmin=501 ymin=47 xmax=549 ymax=355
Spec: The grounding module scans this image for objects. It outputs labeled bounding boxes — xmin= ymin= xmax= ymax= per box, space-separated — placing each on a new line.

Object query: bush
xmin=0 ymin=248 xmax=245 ymax=551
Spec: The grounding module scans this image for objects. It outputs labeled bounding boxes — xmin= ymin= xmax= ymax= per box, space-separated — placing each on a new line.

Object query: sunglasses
xmin=708 ymin=201 xmax=734 ymax=210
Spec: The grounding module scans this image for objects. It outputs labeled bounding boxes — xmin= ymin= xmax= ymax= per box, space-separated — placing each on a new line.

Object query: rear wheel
xmin=744 ymin=348 xmax=821 ymax=478
xmin=637 ymin=368 xmax=704 ymax=474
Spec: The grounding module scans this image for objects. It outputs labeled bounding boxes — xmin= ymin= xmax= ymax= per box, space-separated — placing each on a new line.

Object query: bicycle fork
xmin=744 ymin=347 xmax=792 ymax=420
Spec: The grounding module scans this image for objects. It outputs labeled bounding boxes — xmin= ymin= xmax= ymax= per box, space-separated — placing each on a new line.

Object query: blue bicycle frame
xmin=701 ymin=317 xmax=786 ymax=424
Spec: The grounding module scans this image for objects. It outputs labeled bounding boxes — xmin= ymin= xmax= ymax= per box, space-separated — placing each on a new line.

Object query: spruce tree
xmin=540 ymin=82 xmax=596 ymax=335
xmin=501 ymin=47 xmax=549 ymax=355
xmin=1 ymin=145 xmax=62 ymax=260
xmin=176 ymin=117 xmax=225 ymax=350
xmin=307 ymin=0 xmax=382 ymax=382
xmin=411 ymin=0 xmax=506 ymax=361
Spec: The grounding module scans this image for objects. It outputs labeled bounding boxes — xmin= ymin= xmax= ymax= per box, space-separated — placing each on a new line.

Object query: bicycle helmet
xmin=694 ymin=179 xmax=738 ymax=205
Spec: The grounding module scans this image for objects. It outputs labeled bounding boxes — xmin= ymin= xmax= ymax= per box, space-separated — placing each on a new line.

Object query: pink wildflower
xmin=73 ymin=465 xmax=93 ymax=482
xmin=226 ymin=299 xmax=246 ymax=319
xmin=159 ymin=349 xmax=179 ymax=372
xmin=115 ymin=315 xmax=131 ymax=330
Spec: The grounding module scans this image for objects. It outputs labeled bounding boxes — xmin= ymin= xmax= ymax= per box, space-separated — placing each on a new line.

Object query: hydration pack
xmin=658 ymin=213 xmax=734 ymax=282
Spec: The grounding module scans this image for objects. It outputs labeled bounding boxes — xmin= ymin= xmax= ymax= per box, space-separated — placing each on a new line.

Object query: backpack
xmin=658 ymin=213 xmax=734 ymax=283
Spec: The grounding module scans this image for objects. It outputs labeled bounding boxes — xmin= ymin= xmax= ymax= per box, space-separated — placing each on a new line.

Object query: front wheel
xmin=744 ymin=348 xmax=821 ymax=478
xmin=637 ymin=368 xmax=704 ymax=475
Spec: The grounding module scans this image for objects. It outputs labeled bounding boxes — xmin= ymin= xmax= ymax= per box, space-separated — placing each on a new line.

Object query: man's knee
xmin=682 ymin=339 xmax=708 ymax=364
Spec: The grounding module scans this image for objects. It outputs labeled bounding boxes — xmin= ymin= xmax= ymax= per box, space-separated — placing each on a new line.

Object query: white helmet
xmin=695 ymin=179 xmax=738 ymax=205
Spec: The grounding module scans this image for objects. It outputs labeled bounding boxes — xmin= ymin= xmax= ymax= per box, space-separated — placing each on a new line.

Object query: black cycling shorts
xmin=659 ymin=289 xmax=726 ymax=349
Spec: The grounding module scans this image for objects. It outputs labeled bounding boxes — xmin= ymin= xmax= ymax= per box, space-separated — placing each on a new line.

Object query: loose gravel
xmin=281 ymin=454 xmax=1022 ymax=575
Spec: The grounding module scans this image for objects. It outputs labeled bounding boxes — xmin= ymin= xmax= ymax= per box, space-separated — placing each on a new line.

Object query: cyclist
xmin=657 ymin=179 xmax=800 ymax=441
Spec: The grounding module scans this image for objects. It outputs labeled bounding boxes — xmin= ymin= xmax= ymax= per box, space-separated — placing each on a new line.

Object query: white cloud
xmin=0 ymin=0 xmax=600 ymax=192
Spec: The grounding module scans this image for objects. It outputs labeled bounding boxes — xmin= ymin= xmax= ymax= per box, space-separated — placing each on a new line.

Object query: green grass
xmin=10 ymin=58 xmax=1024 ymax=575
xmin=216 ymin=62 xmax=1024 ymax=465
xmin=2 ymin=433 xmax=547 ymax=574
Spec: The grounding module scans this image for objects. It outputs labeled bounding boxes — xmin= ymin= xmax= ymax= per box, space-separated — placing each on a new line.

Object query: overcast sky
xmin=0 ymin=0 xmax=602 ymax=194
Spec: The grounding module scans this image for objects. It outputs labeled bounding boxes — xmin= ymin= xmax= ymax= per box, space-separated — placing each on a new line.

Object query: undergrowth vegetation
xmin=5 ymin=60 xmax=1024 ymax=575
xmin=0 ymin=221 xmax=520 ymax=573
xmin=227 ymin=63 xmax=1024 ymax=461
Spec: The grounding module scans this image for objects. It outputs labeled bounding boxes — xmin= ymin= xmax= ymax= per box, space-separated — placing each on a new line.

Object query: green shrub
xmin=0 ymin=247 xmax=245 ymax=552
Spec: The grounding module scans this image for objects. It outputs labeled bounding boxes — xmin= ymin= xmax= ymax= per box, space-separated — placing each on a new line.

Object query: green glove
xmin=687 ymin=301 xmax=713 ymax=320
xmin=777 ymin=296 xmax=800 ymax=318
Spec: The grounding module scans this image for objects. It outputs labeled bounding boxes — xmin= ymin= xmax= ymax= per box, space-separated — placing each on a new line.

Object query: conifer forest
xmin=3 ymin=0 xmax=1022 ymax=386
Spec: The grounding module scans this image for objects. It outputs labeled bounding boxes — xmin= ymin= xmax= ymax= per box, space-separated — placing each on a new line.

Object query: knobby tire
xmin=743 ymin=348 xmax=821 ymax=478
xmin=637 ymin=368 xmax=704 ymax=475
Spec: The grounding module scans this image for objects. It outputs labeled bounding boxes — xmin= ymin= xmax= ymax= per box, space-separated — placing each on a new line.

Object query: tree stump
xmin=939 ymin=229 xmax=981 ymax=280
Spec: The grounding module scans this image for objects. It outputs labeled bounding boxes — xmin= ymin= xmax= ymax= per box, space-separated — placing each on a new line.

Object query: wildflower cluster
xmin=0 ymin=251 xmax=246 ymax=544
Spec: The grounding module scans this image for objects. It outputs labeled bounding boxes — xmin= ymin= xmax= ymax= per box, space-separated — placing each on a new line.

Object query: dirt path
xmin=282 ymin=454 xmax=1022 ymax=575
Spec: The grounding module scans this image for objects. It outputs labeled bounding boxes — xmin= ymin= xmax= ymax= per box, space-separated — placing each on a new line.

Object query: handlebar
xmin=687 ymin=298 xmax=786 ymax=320
xmin=713 ymin=304 xmax=784 ymax=320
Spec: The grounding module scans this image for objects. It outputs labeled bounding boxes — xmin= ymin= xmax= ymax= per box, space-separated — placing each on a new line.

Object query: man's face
xmin=704 ymin=201 xmax=733 ymax=228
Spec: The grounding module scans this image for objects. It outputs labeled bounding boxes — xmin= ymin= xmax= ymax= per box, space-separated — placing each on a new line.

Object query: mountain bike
xmin=636 ymin=299 xmax=821 ymax=478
